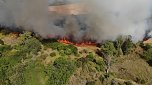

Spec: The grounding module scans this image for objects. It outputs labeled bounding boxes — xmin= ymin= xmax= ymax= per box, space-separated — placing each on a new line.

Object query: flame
xmin=57 ymin=37 xmax=97 ymax=46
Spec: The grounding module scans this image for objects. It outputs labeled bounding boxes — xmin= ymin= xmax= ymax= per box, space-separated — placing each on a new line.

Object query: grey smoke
xmin=0 ymin=0 xmax=52 ymax=37
xmin=0 ymin=0 xmax=152 ymax=42
xmin=85 ymin=0 xmax=152 ymax=42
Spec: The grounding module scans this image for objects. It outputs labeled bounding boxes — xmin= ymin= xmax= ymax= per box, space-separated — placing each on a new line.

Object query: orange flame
xmin=57 ymin=37 xmax=97 ymax=46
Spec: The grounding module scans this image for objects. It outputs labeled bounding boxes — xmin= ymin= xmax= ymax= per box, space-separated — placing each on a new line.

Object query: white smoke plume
xmin=0 ymin=0 xmax=152 ymax=42
xmin=85 ymin=0 xmax=152 ymax=42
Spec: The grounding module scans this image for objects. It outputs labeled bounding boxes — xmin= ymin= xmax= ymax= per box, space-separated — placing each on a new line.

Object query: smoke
xmin=0 ymin=0 xmax=53 ymax=37
xmin=50 ymin=0 xmax=152 ymax=42
xmin=85 ymin=0 xmax=152 ymax=42
xmin=0 ymin=0 xmax=152 ymax=42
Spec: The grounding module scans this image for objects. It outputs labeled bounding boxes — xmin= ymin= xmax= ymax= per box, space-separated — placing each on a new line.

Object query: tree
xmin=142 ymin=48 xmax=152 ymax=66
xmin=122 ymin=36 xmax=134 ymax=55
xmin=115 ymin=36 xmax=124 ymax=55
xmin=101 ymin=41 xmax=117 ymax=56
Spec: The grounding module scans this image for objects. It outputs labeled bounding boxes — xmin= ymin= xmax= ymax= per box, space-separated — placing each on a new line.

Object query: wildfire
xmin=57 ymin=37 xmax=97 ymax=46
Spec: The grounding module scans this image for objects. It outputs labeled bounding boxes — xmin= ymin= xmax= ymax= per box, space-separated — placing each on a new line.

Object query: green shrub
xmin=140 ymin=79 xmax=146 ymax=84
xmin=0 ymin=57 xmax=14 ymax=85
xmin=0 ymin=45 xmax=11 ymax=53
xmin=101 ymin=41 xmax=117 ymax=56
xmin=141 ymin=48 xmax=152 ymax=66
xmin=95 ymin=58 xmax=104 ymax=65
xmin=94 ymin=57 xmax=105 ymax=72
xmin=86 ymin=52 xmax=94 ymax=61
xmin=122 ymin=37 xmax=134 ymax=55
xmin=17 ymin=38 xmax=41 ymax=54
xmin=142 ymin=49 xmax=152 ymax=60
xmin=46 ymin=42 xmax=78 ymax=55
xmin=48 ymin=57 xmax=77 ymax=85
xmin=65 ymin=45 xmax=78 ymax=55
xmin=115 ymin=36 xmax=124 ymax=55
xmin=0 ymin=32 xmax=42 ymax=75
xmin=15 ymin=33 xmax=42 ymax=55
xmin=45 ymin=42 xmax=64 ymax=50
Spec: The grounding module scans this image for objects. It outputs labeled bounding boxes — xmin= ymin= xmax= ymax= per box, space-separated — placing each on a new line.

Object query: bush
xmin=0 ymin=56 xmax=15 ymax=85
xmin=0 ymin=32 xmax=42 ymax=69
xmin=114 ymin=36 xmax=124 ymax=55
xmin=86 ymin=52 xmax=94 ymax=61
xmin=46 ymin=42 xmax=78 ymax=55
xmin=140 ymin=42 xmax=152 ymax=66
xmin=21 ymin=38 xmax=41 ymax=54
xmin=15 ymin=32 xmax=42 ymax=55
xmin=48 ymin=57 xmax=77 ymax=85
xmin=0 ymin=45 xmax=11 ymax=53
xmin=65 ymin=45 xmax=78 ymax=55
xmin=101 ymin=41 xmax=117 ymax=56
xmin=141 ymin=48 xmax=152 ymax=66
xmin=122 ymin=37 xmax=134 ymax=55
xmin=142 ymin=48 xmax=152 ymax=60
xmin=94 ymin=57 xmax=104 ymax=65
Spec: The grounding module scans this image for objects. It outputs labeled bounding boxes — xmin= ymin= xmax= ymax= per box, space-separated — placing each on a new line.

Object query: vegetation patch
xmin=45 ymin=42 xmax=78 ymax=55
xmin=47 ymin=57 xmax=77 ymax=85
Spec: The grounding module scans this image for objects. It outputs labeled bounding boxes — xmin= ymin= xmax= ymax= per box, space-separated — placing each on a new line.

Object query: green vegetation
xmin=121 ymin=37 xmax=134 ymax=55
xmin=140 ymin=44 xmax=152 ymax=66
xmin=0 ymin=32 xmax=43 ymax=85
xmin=47 ymin=57 xmax=77 ymax=85
xmin=14 ymin=32 xmax=42 ymax=55
xmin=99 ymin=36 xmax=134 ymax=57
xmin=45 ymin=42 xmax=78 ymax=55
xmin=115 ymin=36 xmax=124 ymax=55
xmin=0 ymin=30 xmax=152 ymax=85
xmin=101 ymin=41 xmax=117 ymax=56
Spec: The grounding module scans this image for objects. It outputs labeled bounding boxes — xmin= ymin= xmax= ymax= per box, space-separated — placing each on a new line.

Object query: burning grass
xmin=47 ymin=35 xmax=97 ymax=47
xmin=57 ymin=37 xmax=97 ymax=46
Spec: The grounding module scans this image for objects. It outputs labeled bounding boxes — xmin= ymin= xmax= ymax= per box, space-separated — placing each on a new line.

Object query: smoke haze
xmin=0 ymin=0 xmax=152 ymax=42
xmin=85 ymin=0 xmax=152 ymax=42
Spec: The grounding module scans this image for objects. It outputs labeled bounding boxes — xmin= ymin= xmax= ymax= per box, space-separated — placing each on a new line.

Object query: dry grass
xmin=48 ymin=3 xmax=88 ymax=15
xmin=1 ymin=33 xmax=18 ymax=45
xmin=111 ymin=54 xmax=152 ymax=85
xmin=143 ymin=38 xmax=152 ymax=44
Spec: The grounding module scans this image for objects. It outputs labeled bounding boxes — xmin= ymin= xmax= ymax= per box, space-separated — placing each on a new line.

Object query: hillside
xmin=0 ymin=29 xmax=152 ymax=85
